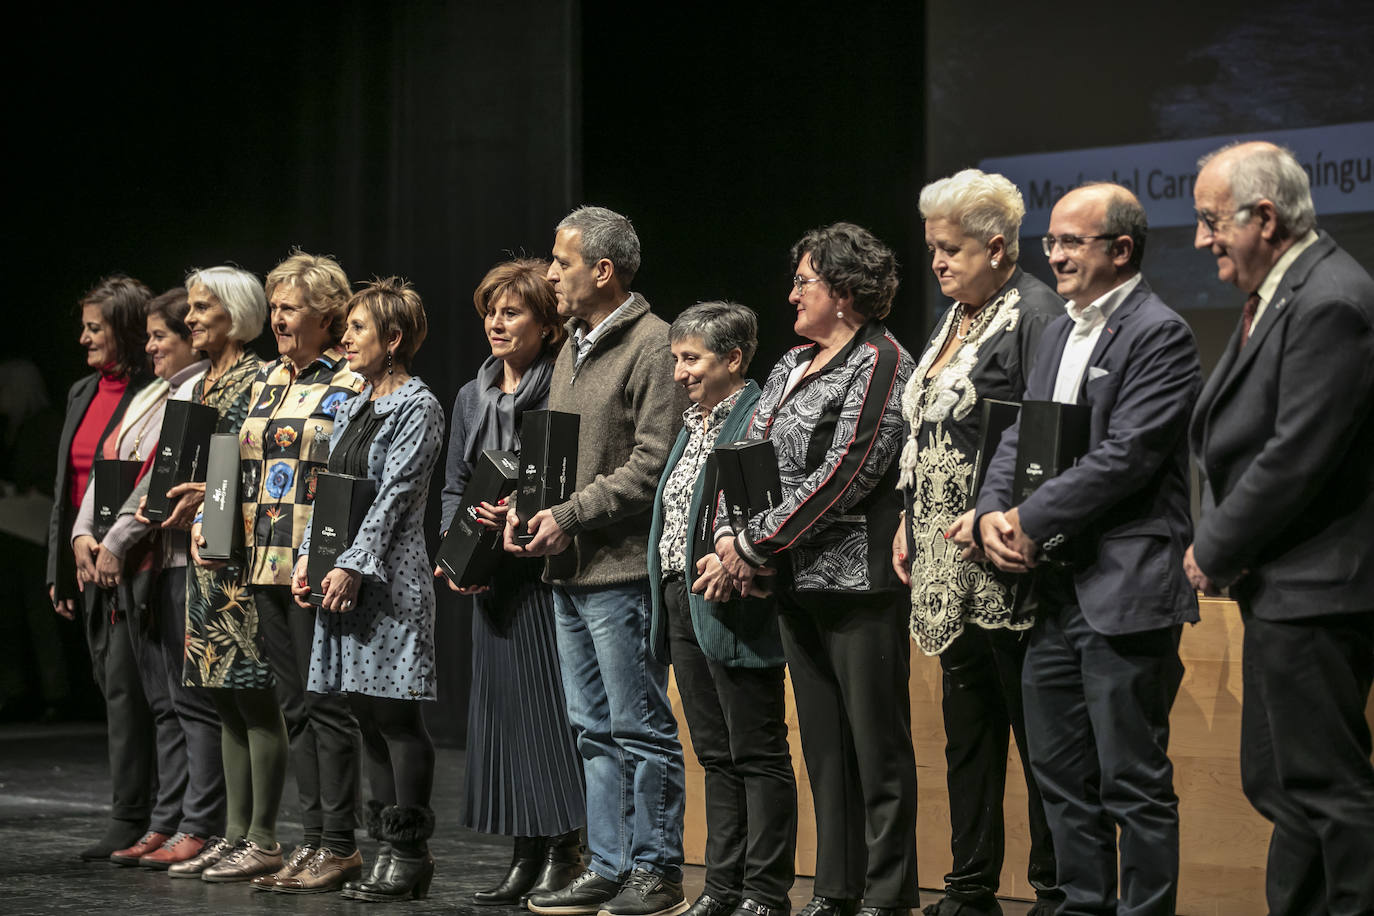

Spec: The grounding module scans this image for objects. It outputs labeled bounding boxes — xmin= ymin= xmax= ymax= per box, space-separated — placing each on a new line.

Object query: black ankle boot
xmin=524 ymin=828 xmax=584 ymax=898
xmin=472 ymin=835 xmax=543 ymax=905
xmin=342 ymin=801 xmax=390 ymax=897
xmin=345 ymin=805 xmax=436 ymax=901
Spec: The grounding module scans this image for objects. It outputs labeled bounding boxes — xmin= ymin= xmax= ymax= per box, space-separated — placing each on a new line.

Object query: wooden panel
xmin=672 ymin=597 xmax=1374 ymax=914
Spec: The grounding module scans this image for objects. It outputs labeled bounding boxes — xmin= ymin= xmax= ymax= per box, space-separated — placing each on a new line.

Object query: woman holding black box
xmin=435 ymin=258 xmax=585 ymax=906
xmin=292 ymin=278 xmax=445 ymax=901
xmin=708 ymin=223 xmax=917 ymax=916
xmin=180 ymin=266 xmax=284 ymax=882
xmin=233 ymin=251 xmax=367 ymax=894
xmin=650 ymin=301 xmax=796 ymax=916
xmin=46 ymin=274 xmax=157 ymax=859
xmin=72 ymin=287 xmax=223 ymax=869
xmin=892 ymin=169 xmax=1063 ymax=916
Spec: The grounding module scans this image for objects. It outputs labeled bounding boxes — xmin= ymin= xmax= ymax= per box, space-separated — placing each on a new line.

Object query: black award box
xmin=199 ymin=434 xmax=243 ymax=562
xmin=713 ymin=439 xmax=783 ymax=531
xmin=1012 ymin=400 xmax=1090 ymax=505
xmin=143 ymin=400 xmax=218 ymax=522
xmin=92 ymin=458 xmax=142 ymax=540
xmin=693 ymin=452 xmax=721 ymax=560
xmin=435 ymin=449 xmax=520 ymax=588
xmin=965 ymin=398 xmax=1022 ymax=510
xmin=513 ymin=410 xmax=579 ymax=545
xmin=307 ymin=472 xmax=377 ymax=605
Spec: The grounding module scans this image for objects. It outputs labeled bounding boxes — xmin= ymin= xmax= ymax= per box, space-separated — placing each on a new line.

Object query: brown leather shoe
xmin=201 ymin=839 xmax=284 ymax=883
xmin=168 ymin=836 xmax=232 ymax=878
xmin=274 ymin=847 xmax=365 ymax=894
xmin=139 ymin=833 xmax=206 ymax=869
xmin=250 ymin=844 xmax=318 ymax=890
xmin=110 ymin=830 xmax=171 ymax=866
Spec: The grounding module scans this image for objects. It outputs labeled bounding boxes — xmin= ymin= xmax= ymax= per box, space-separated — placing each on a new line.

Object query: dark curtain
xmin=9 ymin=0 xmax=581 ymax=745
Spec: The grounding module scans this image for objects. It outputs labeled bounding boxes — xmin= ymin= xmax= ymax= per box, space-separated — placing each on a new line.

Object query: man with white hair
xmin=1188 ymin=140 xmax=1374 ymax=916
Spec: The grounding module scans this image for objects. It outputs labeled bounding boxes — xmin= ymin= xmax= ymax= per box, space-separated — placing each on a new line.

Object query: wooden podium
xmin=670 ymin=597 xmax=1374 ymax=915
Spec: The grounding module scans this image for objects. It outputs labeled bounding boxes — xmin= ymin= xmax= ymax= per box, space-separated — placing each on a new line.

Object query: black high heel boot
xmin=342 ymin=800 xmax=390 ymax=898
xmin=524 ymin=829 xmax=584 ymax=899
xmin=472 ymin=835 xmax=543 ymax=905
xmin=347 ymin=805 xmax=436 ymax=901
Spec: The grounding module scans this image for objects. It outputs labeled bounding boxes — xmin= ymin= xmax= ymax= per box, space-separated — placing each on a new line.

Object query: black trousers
xmin=256 ymin=584 xmax=360 ymax=849
xmin=1021 ymin=598 xmax=1183 ymax=916
xmin=156 ymin=566 xmax=225 ymax=837
xmin=664 ymin=577 xmax=796 ymax=907
xmin=1238 ymin=607 xmax=1374 ymax=916
xmin=779 ymin=589 xmax=918 ymax=909
xmin=123 ymin=566 xmax=189 ymax=834
xmin=938 ymin=625 xmax=1059 ymax=908
xmin=82 ymin=584 xmax=155 ymax=825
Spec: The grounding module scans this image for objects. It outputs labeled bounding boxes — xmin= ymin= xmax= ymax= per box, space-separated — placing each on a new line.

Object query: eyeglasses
xmin=792 ymin=275 xmax=824 ymax=292
xmin=1194 ymin=204 xmax=1255 ymax=235
xmin=1041 ymin=234 xmax=1117 ymax=257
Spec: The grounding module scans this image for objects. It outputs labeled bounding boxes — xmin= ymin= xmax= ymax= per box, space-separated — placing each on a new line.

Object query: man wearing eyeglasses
xmin=1187 ymin=141 xmax=1374 ymax=916
xmin=970 ymin=182 xmax=1201 ymax=916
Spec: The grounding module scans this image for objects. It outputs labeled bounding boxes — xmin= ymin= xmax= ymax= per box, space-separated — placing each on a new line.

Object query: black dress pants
xmin=155 ymin=566 xmax=225 ymax=838
xmin=938 ymin=625 xmax=1060 ymax=909
xmin=779 ymin=589 xmax=918 ymax=909
xmin=1238 ymin=606 xmax=1374 ymax=916
xmin=664 ymin=576 xmax=796 ymax=907
xmin=1021 ymin=598 xmax=1183 ymax=916
xmin=256 ymin=584 xmax=360 ymax=850
xmin=124 ymin=566 xmax=188 ymax=834
xmin=82 ymin=584 xmax=155 ymax=826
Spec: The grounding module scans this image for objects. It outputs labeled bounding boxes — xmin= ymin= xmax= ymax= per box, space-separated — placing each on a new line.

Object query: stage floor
xmin=0 ymin=723 xmax=1031 ymax=915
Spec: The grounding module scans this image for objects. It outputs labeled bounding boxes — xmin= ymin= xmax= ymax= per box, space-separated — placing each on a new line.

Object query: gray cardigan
xmin=544 ymin=293 xmax=688 ymax=587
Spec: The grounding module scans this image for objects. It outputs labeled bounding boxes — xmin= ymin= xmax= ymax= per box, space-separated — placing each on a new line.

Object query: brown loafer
xmin=250 ymin=844 xmax=318 ymax=890
xmin=110 ymin=830 xmax=172 ymax=866
xmin=168 ymin=836 xmax=232 ymax=878
xmin=139 ymin=833 xmax=206 ymax=869
xmin=274 ymin=847 xmax=365 ymax=894
xmin=201 ymin=839 xmax=283 ymax=883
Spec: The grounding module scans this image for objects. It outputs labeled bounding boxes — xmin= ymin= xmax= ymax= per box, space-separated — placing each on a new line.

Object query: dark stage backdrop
xmin=8 ymin=1 xmax=581 ymax=745
xmin=579 ymin=1 xmax=927 ymax=377
xmin=923 ymin=0 xmax=1374 ymax=374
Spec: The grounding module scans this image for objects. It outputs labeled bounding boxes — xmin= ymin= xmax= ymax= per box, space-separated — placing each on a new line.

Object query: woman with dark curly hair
xmin=47 ymin=273 xmax=156 ymax=860
xmin=706 ymin=223 xmax=919 ymax=916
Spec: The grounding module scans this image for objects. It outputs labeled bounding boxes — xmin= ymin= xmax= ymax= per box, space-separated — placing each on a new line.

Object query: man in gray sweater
xmin=507 ymin=206 xmax=690 ymax=916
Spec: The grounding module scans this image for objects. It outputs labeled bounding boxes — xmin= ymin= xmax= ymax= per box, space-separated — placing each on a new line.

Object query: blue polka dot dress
xmin=300 ymin=375 xmax=444 ymax=699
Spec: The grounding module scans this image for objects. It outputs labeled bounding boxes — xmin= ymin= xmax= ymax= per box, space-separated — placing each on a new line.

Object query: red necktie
xmin=1240 ymin=292 xmax=1261 ymax=347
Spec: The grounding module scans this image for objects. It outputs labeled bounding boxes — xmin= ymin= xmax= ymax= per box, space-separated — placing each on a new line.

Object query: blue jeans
xmin=553 ymin=580 xmax=685 ymax=882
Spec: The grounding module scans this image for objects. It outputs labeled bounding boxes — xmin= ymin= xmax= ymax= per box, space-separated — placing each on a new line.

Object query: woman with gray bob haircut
xmin=648 ymin=300 xmax=797 ymax=916
xmin=894 ymin=168 xmax=1065 ymax=915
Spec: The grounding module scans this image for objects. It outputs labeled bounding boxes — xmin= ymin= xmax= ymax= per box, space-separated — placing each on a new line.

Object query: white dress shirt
xmin=1052 ymin=274 xmax=1142 ymax=404
xmin=1251 ymin=230 xmax=1319 ymax=328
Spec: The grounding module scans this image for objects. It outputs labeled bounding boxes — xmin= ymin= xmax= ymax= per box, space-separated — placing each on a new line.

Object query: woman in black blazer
xmin=45 ymin=274 xmax=158 ymax=859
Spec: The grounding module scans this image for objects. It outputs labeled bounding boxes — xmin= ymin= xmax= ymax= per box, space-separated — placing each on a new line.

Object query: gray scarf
xmin=464 ymin=353 xmax=554 ymax=465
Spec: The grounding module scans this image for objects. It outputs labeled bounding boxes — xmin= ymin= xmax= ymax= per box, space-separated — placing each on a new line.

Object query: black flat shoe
xmin=797 ymin=897 xmax=861 ymax=916
xmin=688 ymin=893 xmax=741 ymax=916
xmin=733 ymin=899 xmax=790 ymax=916
xmin=527 ymin=867 xmax=621 ymax=915
xmin=79 ymin=820 xmax=146 ymax=862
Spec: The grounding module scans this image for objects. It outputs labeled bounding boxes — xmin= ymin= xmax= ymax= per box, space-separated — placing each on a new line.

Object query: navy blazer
xmin=976 ymin=277 xmax=1202 ymax=636
xmin=1190 ymin=232 xmax=1374 ymax=620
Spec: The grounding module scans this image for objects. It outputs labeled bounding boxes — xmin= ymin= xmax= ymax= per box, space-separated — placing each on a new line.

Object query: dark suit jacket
xmin=1190 ymin=232 xmax=1374 ymax=620
xmin=45 ymin=373 xmax=142 ymax=595
xmin=977 ymin=277 xmax=1202 ymax=636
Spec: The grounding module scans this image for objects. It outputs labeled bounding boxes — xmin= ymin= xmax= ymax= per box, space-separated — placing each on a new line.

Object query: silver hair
xmin=1199 ymin=142 xmax=1317 ymax=238
xmin=919 ymin=168 xmax=1026 ymax=262
xmin=556 ymin=205 xmax=642 ymax=285
xmin=669 ymin=301 xmax=758 ymax=373
xmin=184 ymin=265 xmax=268 ymax=343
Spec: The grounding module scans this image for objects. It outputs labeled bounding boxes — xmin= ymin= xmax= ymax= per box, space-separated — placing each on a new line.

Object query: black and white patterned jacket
xmin=735 ymin=320 xmax=913 ymax=594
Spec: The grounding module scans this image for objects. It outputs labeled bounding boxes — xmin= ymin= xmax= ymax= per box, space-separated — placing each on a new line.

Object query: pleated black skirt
xmin=461 ymin=575 xmax=585 ymax=836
